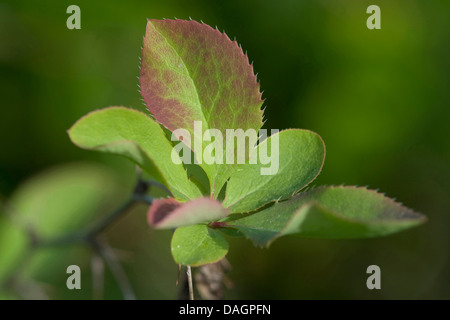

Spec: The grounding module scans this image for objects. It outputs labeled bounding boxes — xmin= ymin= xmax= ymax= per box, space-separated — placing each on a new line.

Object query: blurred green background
xmin=1 ymin=0 xmax=449 ymax=299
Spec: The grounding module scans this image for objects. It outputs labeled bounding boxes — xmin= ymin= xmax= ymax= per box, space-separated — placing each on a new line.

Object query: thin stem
xmin=187 ymin=266 xmax=194 ymax=300
xmin=177 ymin=267 xmax=189 ymax=300
xmin=87 ymin=193 xmax=153 ymax=237
xmin=91 ymin=250 xmax=105 ymax=300
xmin=86 ymin=197 xmax=136 ymax=237
xmin=176 ymin=264 xmax=182 ymax=286
xmin=2 ymin=169 xmax=158 ymax=299
xmin=141 ymin=180 xmax=173 ymax=197
xmin=34 ymin=192 xmax=153 ymax=248
xmin=91 ymin=237 xmax=136 ymax=300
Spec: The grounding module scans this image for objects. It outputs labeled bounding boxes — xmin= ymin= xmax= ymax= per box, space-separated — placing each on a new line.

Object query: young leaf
xmin=140 ymin=19 xmax=264 ymax=195
xmin=19 ymin=246 xmax=88 ymax=285
xmin=9 ymin=163 xmax=125 ymax=240
xmin=68 ymin=107 xmax=202 ymax=201
xmin=0 ymin=215 xmax=28 ymax=283
xmin=148 ymin=197 xmax=229 ymax=229
xmin=171 ymin=224 xmax=229 ymax=266
xmin=223 ymin=129 xmax=325 ymax=213
xmin=226 ymin=186 xmax=426 ymax=246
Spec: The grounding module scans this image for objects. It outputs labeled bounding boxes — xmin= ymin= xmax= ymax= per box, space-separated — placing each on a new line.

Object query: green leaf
xmin=223 ymin=129 xmax=325 ymax=213
xmin=68 ymin=106 xmax=202 ymax=201
xmin=140 ymin=19 xmax=264 ymax=195
xmin=226 ymin=186 xmax=426 ymax=246
xmin=9 ymin=163 xmax=125 ymax=240
xmin=148 ymin=197 xmax=229 ymax=229
xmin=171 ymin=224 xmax=229 ymax=266
xmin=0 ymin=215 xmax=28 ymax=284
xmin=0 ymin=290 xmax=19 ymax=300
xmin=19 ymin=245 xmax=90 ymax=286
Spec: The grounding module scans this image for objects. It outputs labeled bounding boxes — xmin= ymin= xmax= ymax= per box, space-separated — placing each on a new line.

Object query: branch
xmin=1 ymin=168 xmax=168 ymax=299
xmin=91 ymin=250 xmax=105 ymax=300
xmin=187 ymin=266 xmax=194 ymax=300
xmin=91 ymin=237 xmax=136 ymax=300
xmin=34 ymin=181 xmax=154 ymax=248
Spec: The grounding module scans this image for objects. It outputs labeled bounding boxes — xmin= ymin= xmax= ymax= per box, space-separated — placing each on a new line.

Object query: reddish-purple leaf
xmin=140 ymin=19 xmax=264 ymax=194
xmin=140 ymin=19 xmax=263 ymax=135
xmin=148 ymin=197 xmax=229 ymax=229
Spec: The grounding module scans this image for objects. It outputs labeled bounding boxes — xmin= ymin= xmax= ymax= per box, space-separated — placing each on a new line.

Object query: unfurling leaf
xmin=148 ymin=197 xmax=229 ymax=229
xmin=226 ymin=186 xmax=426 ymax=246
xmin=140 ymin=19 xmax=264 ymax=195
xmin=171 ymin=224 xmax=229 ymax=266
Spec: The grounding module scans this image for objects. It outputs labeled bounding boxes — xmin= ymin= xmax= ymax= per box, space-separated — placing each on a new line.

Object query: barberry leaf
xmin=68 ymin=107 xmax=202 ymax=201
xmin=1 ymin=164 xmax=131 ymax=286
xmin=226 ymin=186 xmax=426 ymax=246
xmin=0 ymin=215 xmax=28 ymax=283
xmin=148 ymin=197 xmax=229 ymax=229
xmin=171 ymin=224 xmax=229 ymax=266
xmin=223 ymin=129 xmax=325 ymax=213
xmin=9 ymin=163 xmax=125 ymax=240
xmin=140 ymin=19 xmax=264 ymax=196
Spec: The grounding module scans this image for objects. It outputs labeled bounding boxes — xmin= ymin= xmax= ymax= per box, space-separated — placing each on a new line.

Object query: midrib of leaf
xmin=152 ymin=24 xmax=226 ymax=194
xmin=190 ymin=229 xmax=209 ymax=255
xmin=226 ymin=186 xmax=426 ymax=246
xmin=152 ymin=24 xmax=210 ymax=132
xmin=225 ymin=151 xmax=296 ymax=210
xmin=147 ymin=21 xmax=264 ymax=197
xmin=118 ymin=114 xmax=195 ymax=200
xmin=204 ymin=57 xmax=226 ymax=126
